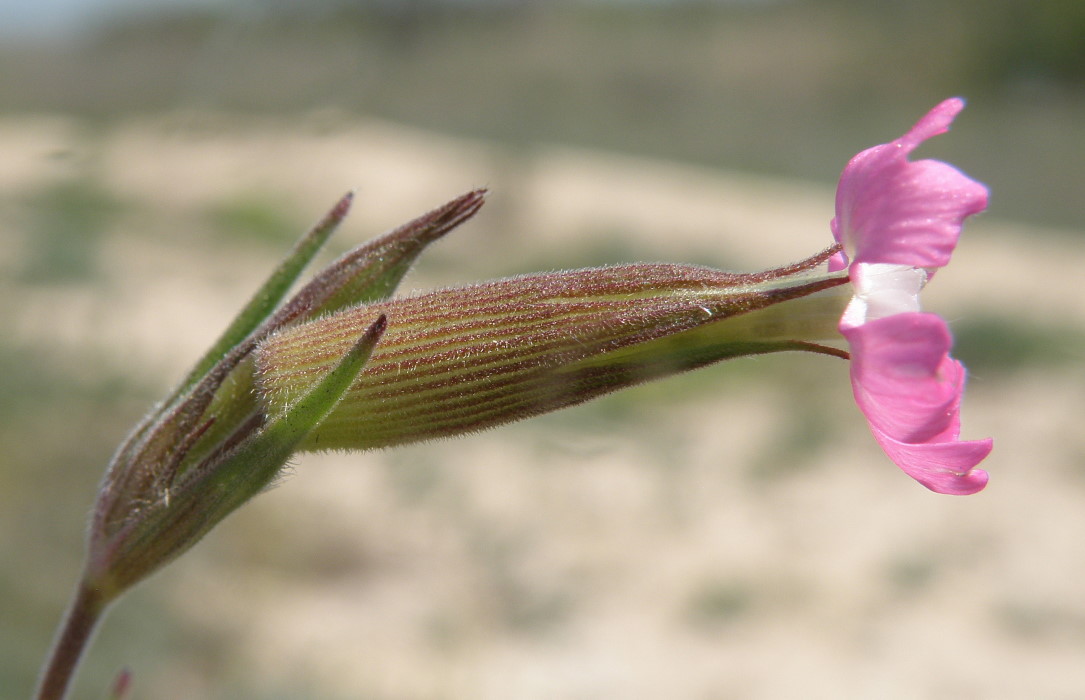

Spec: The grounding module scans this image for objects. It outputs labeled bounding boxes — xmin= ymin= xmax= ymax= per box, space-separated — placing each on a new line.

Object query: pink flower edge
xmin=833 ymin=99 xmax=992 ymax=495
xmin=830 ymin=98 xmax=989 ymax=272
xmin=844 ymin=315 xmax=990 ymax=495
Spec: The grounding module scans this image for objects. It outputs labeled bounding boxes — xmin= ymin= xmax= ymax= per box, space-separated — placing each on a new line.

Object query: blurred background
xmin=2 ymin=1 xmax=1084 ymax=698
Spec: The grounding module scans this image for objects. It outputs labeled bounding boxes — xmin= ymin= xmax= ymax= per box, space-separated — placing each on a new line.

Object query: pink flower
xmin=831 ymin=98 xmax=992 ymax=495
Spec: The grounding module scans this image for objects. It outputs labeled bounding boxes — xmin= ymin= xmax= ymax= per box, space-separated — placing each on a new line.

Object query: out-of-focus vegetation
xmin=1 ymin=0 xmax=1083 ymax=227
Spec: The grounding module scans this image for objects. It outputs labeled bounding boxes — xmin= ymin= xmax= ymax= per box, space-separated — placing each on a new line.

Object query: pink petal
xmin=867 ymin=428 xmax=991 ymax=495
xmin=827 ymin=250 xmax=849 ymax=273
xmin=845 ymin=314 xmax=961 ymax=442
xmin=843 ymin=313 xmax=991 ymax=495
xmin=830 ymin=98 xmax=988 ymax=271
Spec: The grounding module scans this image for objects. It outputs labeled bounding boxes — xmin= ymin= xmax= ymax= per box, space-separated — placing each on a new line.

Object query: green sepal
xmin=94 ymin=192 xmax=482 ymax=557
xmin=87 ymin=315 xmax=386 ymax=596
xmin=97 ymin=194 xmax=354 ymax=510
xmin=197 ymin=314 xmax=387 ymax=503
xmin=267 ymin=189 xmax=486 ymax=327
xmin=170 ymin=192 xmax=355 ymax=403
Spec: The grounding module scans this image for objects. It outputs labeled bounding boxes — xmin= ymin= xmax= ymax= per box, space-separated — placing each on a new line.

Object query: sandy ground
xmin=5 ymin=113 xmax=1085 ymax=699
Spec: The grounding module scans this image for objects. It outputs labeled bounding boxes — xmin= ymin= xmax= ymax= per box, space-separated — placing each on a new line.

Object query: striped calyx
xmin=255 ymin=250 xmax=850 ymax=452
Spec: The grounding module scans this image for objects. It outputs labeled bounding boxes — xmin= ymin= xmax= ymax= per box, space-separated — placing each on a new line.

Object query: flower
xmin=41 ymin=106 xmax=999 ymax=700
xmin=830 ymin=98 xmax=992 ymax=495
xmin=76 ymin=100 xmax=998 ymax=599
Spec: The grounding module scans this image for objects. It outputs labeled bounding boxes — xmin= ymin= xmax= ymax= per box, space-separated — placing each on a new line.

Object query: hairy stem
xmin=35 ymin=581 xmax=110 ymax=700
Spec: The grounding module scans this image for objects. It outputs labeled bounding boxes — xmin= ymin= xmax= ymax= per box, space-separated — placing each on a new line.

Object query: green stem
xmin=35 ymin=581 xmax=110 ymax=700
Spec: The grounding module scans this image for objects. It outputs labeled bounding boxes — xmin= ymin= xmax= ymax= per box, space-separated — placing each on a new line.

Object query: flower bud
xmin=255 ymin=250 xmax=851 ymax=451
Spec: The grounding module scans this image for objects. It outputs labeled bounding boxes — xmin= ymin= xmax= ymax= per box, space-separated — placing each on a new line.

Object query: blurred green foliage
xmin=0 ymin=344 xmax=148 ymax=696
xmin=0 ymin=0 xmax=1081 ymax=227
xmin=953 ymin=315 xmax=1085 ymax=375
xmin=18 ymin=178 xmax=120 ymax=284
xmin=684 ymin=577 xmax=754 ymax=629
xmin=204 ymin=194 xmax=303 ymax=246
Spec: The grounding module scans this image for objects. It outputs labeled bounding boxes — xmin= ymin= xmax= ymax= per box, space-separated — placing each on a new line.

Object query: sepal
xmin=85 ymin=316 xmax=386 ymax=597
